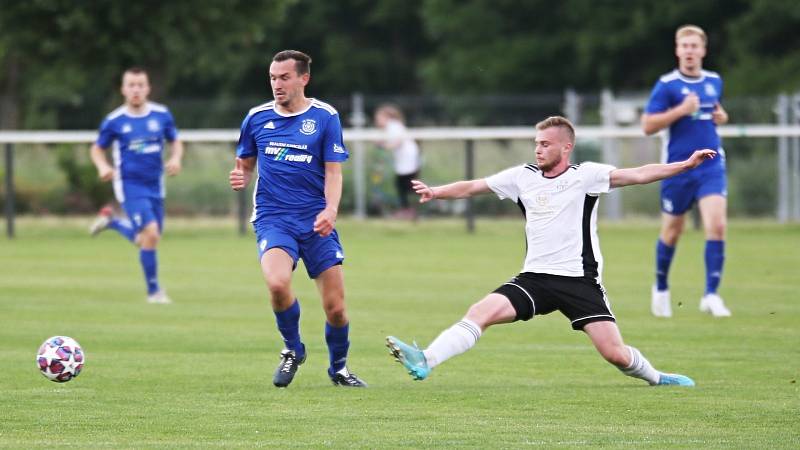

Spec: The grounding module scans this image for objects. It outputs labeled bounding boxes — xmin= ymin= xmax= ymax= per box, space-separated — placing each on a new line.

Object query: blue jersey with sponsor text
xmin=645 ymin=69 xmax=724 ymax=169
xmin=236 ymin=99 xmax=349 ymax=224
xmin=95 ymin=102 xmax=178 ymax=201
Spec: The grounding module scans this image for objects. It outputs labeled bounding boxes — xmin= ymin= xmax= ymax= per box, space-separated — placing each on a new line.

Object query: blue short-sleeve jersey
xmin=236 ymin=99 xmax=349 ymax=224
xmin=645 ymin=69 xmax=724 ymax=167
xmin=95 ymin=102 xmax=178 ymax=201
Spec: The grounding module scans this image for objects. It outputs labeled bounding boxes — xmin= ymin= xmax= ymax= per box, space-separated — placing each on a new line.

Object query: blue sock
xmin=705 ymin=240 xmax=725 ymax=294
xmin=139 ymin=249 xmax=159 ymax=295
xmin=274 ymin=300 xmax=304 ymax=357
xmin=325 ymin=322 xmax=350 ymax=375
xmin=655 ymin=240 xmax=676 ymax=291
xmin=108 ymin=218 xmax=136 ymax=242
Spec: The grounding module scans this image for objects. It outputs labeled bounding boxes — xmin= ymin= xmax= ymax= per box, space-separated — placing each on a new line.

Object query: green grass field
xmin=1 ymin=218 xmax=798 ymax=448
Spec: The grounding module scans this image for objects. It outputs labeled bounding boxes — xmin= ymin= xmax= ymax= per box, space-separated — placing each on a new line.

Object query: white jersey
xmin=384 ymin=119 xmax=421 ymax=175
xmin=486 ymin=162 xmax=615 ymax=281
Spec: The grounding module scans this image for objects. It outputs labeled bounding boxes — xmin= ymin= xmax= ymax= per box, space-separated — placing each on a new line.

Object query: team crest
xmin=122 ymin=124 xmax=132 ymax=134
xmin=147 ymin=119 xmax=160 ymax=132
xmin=299 ymin=119 xmax=317 ymax=135
xmin=704 ymin=83 xmax=717 ymax=97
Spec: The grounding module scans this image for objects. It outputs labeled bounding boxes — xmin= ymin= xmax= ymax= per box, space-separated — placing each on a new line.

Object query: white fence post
xmin=776 ymin=94 xmax=790 ymax=223
xmin=600 ymin=89 xmax=623 ymax=220
xmin=350 ymin=93 xmax=367 ymax=219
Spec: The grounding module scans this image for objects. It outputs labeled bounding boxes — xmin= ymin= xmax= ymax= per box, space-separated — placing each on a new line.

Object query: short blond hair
xmin=675 ymin=25 xmax=707 ymax=45
xmin=535 ymin=116 xmax=575 ymax=144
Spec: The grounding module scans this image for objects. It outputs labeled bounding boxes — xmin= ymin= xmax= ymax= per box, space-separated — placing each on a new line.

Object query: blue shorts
xmin=660 ymin=163 xmax=727 ymax=215
xmin=254 ymin=219 xmax=344 ymax=279
xmin=122 ymin=197 xmax=164 ymax=233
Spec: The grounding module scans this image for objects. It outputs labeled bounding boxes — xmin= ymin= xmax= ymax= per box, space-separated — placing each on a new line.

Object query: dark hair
xmin=272 ymin=50 xmax=312 ymax=75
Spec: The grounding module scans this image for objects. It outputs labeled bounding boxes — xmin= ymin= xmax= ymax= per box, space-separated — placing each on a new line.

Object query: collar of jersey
xmin=273 ymin=98 xmax=314 ymax=118
xmin=673 ymin=69 xmax=705 ymax=84
xmin=122 ymin=103 xmax=153 ymax=118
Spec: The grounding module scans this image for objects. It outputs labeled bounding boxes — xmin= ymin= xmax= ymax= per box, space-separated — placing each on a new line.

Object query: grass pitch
xmin=1 ymin=218 xmax=798 ymax=448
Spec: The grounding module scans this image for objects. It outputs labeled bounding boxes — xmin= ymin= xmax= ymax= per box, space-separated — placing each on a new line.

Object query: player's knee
xmin=662 ymin=223 xmax=683 ymax=243
xmin=601 ymin=345 xmax=630 ymax=367
xmin=138 ymin=227 xmax=160 ymax=248
xmin=705 ymin=221 xmax=726 ymax=240
xmin=323 ymin=303 xmax=347 ymax=325
xmin=265 ymin=274 xmax=292 ymax=299
xmin=464 ymin=301 xmax=496 ymax=329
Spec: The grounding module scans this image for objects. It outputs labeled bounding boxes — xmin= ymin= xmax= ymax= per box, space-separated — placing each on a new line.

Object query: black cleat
xmin=330 ymin=369 xmax=368 ymax=387
xmin=273 ymin=349 xmax=306 ymax=388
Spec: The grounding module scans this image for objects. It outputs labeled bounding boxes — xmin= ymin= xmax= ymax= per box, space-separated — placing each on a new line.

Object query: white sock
xmin=422 ymin=319 xmax=482 ymax=369
xmin=619 ymin=346 xmax=660 ymax=385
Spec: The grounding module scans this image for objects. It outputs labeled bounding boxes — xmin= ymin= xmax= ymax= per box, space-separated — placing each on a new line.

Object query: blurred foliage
xmin=1 ymin=0 xmax=799 ymax=130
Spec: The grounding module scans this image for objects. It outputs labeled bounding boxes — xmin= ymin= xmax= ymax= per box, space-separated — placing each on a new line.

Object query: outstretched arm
xmin=412 ymin=179 xmax=491 ymax=203
xmin=610 ymin=149 xmax=716 ymax=188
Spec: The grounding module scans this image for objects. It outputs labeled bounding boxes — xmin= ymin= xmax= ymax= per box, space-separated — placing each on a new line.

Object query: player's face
xmin=121 ymin=72 xmax=150 ymax=108
xmin=269 ymin=59 xmax=309 ymax=107
xmin=534 ymin=127 xmax=572 ymax=172
xmin=675 ymin=34 xmax=706 ymax=73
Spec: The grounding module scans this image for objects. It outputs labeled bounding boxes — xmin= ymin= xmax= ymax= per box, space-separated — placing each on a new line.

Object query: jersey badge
xmin=264 ymin=121 xmax=276 ymax=129
xmin=300 ymin=119 xmax=317 ymax=135
xmin=122 ymin=124 xmax=133 ymax=134
xmin=704 ymin=83 xmax=717 ymax=97
xmin=681 ymin=87 xmax=691 ymax=96
xmin=147 ymin=119 xmax=160 ymax=132
xmin=260 ymin=239 xmax=268 ymax=252
xmin=333 ymin=143 xmax=345 ymax=154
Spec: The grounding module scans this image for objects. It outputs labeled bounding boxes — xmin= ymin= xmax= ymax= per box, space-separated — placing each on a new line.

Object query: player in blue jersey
xmin=642 ymin=25 xmax=732 ymax=318
xmin=229 ymin=50 xmax=366 ymax=388
xmin=89 ymin=67 xmax=184 ymax=304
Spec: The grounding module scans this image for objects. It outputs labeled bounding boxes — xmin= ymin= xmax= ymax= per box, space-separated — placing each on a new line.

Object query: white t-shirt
xmin=384 ymin=120 xmax=421 ymax=176
xmin=486 ymin=162 xmax=615 ymax=282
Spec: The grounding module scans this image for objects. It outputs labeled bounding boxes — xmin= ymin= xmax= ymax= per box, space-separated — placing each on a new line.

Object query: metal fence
xmin=2 ymin=121 xmax=800 ymax=239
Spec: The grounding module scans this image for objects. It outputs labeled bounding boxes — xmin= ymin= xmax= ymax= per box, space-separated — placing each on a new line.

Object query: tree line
xmin=1 ymin=0 xmax=798 ymax=129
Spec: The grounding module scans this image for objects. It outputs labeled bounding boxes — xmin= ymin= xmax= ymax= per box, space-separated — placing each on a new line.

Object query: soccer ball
xmin=36 ymin=336 xmax=85 ymax=382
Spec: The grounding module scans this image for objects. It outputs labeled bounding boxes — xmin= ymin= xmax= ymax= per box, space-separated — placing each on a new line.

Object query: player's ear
xmin=300 ymin=72 xmax=310 ymax=86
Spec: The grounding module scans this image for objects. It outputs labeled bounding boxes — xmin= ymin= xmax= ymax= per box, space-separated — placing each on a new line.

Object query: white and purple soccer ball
xmin=37 ymin=336 xmax=85 ymax=382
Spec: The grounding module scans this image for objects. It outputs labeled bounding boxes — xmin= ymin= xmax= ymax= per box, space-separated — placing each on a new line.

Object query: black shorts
xmin=493 ymin=272 xmax=616 ymax=330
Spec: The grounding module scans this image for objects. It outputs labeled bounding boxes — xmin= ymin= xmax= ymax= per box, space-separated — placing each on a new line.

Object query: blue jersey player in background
xmin=89 ymin=67 xmax=184 ymax=304
xmin=229 ymin=50 xmax=367 ymax=388
xmin=642 ymin=25 xmax=731 ymax=318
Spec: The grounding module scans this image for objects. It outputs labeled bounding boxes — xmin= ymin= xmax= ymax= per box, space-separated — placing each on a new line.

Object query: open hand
xmin=685 ymin=149 xmax=716 ymax=169
xmin=411 ymin=179 xmax=436 ymax=203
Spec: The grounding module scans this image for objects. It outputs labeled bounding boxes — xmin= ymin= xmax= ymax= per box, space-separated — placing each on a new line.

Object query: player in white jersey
xmin=387 ymin=116 xmax=714 ymax=386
